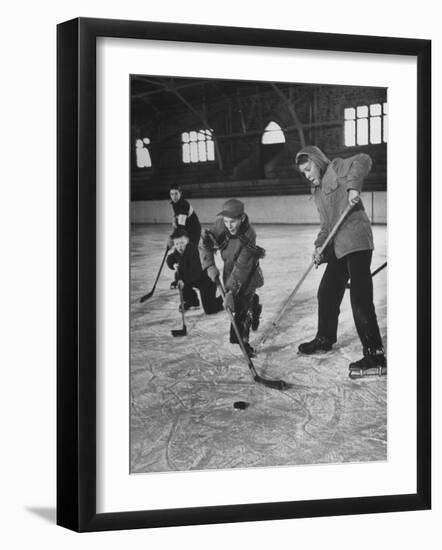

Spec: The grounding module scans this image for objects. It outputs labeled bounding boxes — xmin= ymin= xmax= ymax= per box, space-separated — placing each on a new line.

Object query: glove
xmin=224 ymin=290 xmax=235 ymax=312
xmin=177 ymin=279 xmax=185 ymax=290
xmin=201 ymin=229 xmax=214 ymax=247
xmin=207 ymin=265 xmax=220 ymax=282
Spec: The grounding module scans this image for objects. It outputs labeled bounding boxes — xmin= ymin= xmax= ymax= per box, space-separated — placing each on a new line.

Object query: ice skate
xmin=349 ymin=350 xmax=387 ymax=379
xmin=298 ymin=336 xmax=334 ymax=354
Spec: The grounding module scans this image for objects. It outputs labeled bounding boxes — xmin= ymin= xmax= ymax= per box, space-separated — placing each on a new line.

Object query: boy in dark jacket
xmin=199 ymin=199 xmax=264 ymax=357
xmin=169 ymin=185 xmax=201 ymax=245
xmin=295 ymin=145 xmax=386 ymax=377
xmin=167 ymin=227 xmax=223 ymax=314
xmin=168 ymin=185 xmax=202 ymax=289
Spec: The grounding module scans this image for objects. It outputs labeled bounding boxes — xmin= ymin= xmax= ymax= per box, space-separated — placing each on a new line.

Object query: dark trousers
xmin=182 ymin=276 xmax=223 ymax=314
xmin=229 ymin=292 xmax=254 ymax=344
xmin=317 ymin=249 xmax=383 ymax=352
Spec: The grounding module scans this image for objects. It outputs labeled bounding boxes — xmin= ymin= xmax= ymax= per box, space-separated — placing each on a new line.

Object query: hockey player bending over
xmin=200 ymin=199 xmax=263 ymax=358
xmin=167 ymin=228 xmax=223 ymax=314
xmin=295 ymin=145 xmax=386 ymax=378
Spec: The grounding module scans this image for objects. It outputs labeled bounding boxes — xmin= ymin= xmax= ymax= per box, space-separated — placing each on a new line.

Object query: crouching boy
xmin=167 ymin=227 xmax=223 ymax=314
xmin=199 ymin=199 xmax=264 ymax=357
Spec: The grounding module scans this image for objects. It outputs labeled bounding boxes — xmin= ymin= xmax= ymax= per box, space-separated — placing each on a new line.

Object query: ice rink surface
xmin=130 ymin=224 xmax=387 ymax=473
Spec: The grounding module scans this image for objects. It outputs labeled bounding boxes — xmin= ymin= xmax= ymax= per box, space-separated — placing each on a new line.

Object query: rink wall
xmin=131 ymin=191 xmax=387 ymax=224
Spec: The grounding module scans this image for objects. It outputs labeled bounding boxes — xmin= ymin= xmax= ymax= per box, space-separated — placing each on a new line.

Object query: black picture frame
xmin=57 ymin=17 xmax=431 ymax=532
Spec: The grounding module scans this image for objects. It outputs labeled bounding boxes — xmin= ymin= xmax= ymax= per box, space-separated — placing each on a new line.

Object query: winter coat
xmin=199 ymin=215 xmax=264 ymax=296
xmin=300 ymin=151 xmax=374 ymax=259
xmin=166 ymin=242 xmax=204 ymax=285
xmin=171 ymin=197 xmax=201 ymax=245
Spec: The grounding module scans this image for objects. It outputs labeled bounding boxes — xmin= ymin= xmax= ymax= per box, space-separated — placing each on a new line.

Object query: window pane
xmin=266 ymin=121 xmax=278 ymax=132
xmin=344 ymin=120 xmax=356 ymax=146
xmin=357 ymin=105 xmax=368 ymax=118
xmin=182 ymin=143 xmax=190 ymax=163
xmin=370 ymin=103 xmax=382 ymax=116
xmin=370 ymin=116 xmax=382 ymax=144
xmin=344 ymin=107 xmax=355 ymax=120
xmin=198 ymin=140 xmax=207 ymax=161
xmin=262 ymin=121 xmax=285 ymax=144
xmin=262 ymin=130 xmax=285 ymax=144
xmin=144 ymin=149 xmax=152 ymax=168
xmin=383 ymin=114 xmax=388 ymax=142
xmin=190 ymin=141 xmax=198 ymax=162
xmin=383 ymin=102 xmax=388 ymax=114
xmin=207 ymin=140 xmax=215 ymax=161
xmin=136 ymin=139 xmax=152 ymax=168
xmin=357 ymin=118 xmax=368 ymax=145
xmin=182 ymin=128 xmax=214 ymax=162
xmin=136 ymin=147 xmax=144 ymax=168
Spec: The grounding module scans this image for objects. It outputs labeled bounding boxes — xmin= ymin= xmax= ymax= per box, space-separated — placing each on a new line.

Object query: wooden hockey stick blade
xmin=254 ymin=374 xmax=292 ymax=391
xmin=171 ymin=325 xmax=187 ymax=337
xmin=139 ymin=290 xmax=154 ymax=303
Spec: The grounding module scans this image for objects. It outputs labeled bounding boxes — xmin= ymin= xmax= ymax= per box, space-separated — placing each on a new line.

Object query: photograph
xmin=129 ymin=75 xmax=388 ymax=474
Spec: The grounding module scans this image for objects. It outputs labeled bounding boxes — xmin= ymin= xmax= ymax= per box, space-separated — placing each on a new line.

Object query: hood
xmin=295 ymin=145 xmax=330 ymax=175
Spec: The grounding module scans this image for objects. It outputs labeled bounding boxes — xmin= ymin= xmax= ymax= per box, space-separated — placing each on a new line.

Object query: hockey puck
xmin=233 ymin=401 xmax=249 ymax=410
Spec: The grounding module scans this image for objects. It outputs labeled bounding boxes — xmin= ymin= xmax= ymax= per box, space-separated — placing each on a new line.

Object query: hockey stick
xmin=258 ymin=203 xmax=355 ymax=347
xmin=139 ymin=244 xmax=169 ymax=303
xmin=346 ymin=261 xmax=387 ymax=289
xmin=171 ymin=283 xmax=187 ymax=337
xmin=216 ymin=277 xmax=289 ymax=391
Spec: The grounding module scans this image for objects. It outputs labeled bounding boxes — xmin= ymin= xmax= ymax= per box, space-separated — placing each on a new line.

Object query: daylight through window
xmin=344 ymin=103 xmax=388 ymax=147
xmin=135 ymin=137 xmax=152 ymax=168
xmin=261 ymin=121 xmax=286 ymax=144
xmin=182 ymin=129 xmax=215 ymax=163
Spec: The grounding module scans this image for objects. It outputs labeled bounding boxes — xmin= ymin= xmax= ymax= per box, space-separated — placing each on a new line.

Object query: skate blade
xmin=349 ymin=366 xmax=387 ymax=379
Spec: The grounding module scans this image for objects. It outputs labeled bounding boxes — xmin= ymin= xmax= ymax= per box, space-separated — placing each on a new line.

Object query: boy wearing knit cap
xmin=199 ymin=199 xmax=264 ymax=357
xmin=295 ymin=145 xmax=386 ymax=377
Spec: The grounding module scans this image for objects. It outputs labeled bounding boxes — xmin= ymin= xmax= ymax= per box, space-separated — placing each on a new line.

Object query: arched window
xmin=135 ymin=137 xmax=152 ymax=168
xmin=261 ymin=121 xmax=286 ymax=144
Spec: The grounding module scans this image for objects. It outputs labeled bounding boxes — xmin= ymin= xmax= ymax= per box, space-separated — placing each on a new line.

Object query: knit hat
xmin=217 ymin=198 xmax=245 ymax=218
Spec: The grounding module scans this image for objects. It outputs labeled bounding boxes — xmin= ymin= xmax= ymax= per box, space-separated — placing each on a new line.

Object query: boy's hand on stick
xmin=348 ymin=189 xmax=360 ymax=206
xmin=312 ymin=247 xmax=323 ymax=267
